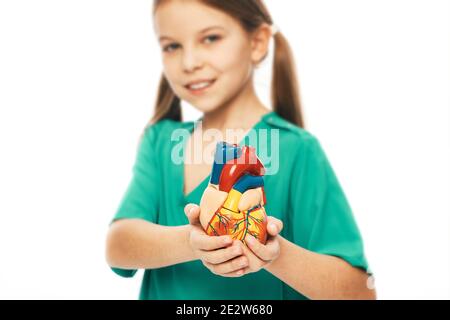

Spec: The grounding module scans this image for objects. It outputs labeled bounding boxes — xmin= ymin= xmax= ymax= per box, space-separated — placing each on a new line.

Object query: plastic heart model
xmin=199 ymin=142 xmax=268 ymax=245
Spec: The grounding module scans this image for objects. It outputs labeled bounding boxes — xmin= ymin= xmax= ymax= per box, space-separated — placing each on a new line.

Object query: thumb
xmin=266 ymin=216 xmax=283 ymax=236
xmin=184 ymin=203 xmax=201 ymax=225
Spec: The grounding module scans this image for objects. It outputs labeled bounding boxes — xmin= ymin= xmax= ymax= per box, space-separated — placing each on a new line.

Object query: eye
xmin=163 ymin=43 xmax=180 ymax=53
xmin=203 ymin=34 xmax=221 ymax=44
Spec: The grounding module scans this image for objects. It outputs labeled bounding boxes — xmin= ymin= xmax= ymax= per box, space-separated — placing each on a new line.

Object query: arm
xmin=233 ymin=215 xmax=375 ymax=299
xmin=105 ymin=210 xmax=245 ymax=271
xmin=263 ymin=236 xmax=376 ymax=300
xmin=192 ymin=179 xmax=374 ymax=299
xmin=105 ymin=218 xmax=195 ymax=270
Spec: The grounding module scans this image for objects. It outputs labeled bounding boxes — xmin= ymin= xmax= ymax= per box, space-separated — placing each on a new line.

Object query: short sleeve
xmin=110 ymin=126 xmax=160 ymax=278
xmin=289 ymin=136 xmax=370 ymax=274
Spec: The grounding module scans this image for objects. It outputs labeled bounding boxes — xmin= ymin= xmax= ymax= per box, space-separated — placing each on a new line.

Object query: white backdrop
xmin=0 ymin=0 xmax=448 ymax=299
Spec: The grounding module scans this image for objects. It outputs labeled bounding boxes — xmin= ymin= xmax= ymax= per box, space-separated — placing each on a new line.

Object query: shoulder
xmin=261 ymin=111 xmax=321 ymax=152
xmin=134 ymin=119 xmax=194 ymax=165
xmin=142 ymin=119 xmax=194 ymax=144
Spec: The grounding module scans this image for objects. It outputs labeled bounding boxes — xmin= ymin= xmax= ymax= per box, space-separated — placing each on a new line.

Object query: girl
xmin=106 ymin=0 xmax=375 ymax=300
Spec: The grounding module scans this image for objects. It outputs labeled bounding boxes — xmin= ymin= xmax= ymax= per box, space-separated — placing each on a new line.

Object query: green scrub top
xmin=111 ymin=111 xmax=370 ymax=300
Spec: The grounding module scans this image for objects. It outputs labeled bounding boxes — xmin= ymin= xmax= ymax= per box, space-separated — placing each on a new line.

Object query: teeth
xmin=188 ymin=81 xmax=213 ymax=90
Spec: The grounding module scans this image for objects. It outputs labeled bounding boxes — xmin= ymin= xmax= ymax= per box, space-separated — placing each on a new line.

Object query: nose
xmin=181 ymin=45 xmax=203 ymax=72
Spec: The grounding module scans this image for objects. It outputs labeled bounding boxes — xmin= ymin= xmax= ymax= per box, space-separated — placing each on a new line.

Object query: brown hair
xmin=149 ymin=0 xmax=304 ymax=128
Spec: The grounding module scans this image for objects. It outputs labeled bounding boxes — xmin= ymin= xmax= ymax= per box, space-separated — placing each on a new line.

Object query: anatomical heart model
xmin=199 ymin=142 xmax=268 ymax=245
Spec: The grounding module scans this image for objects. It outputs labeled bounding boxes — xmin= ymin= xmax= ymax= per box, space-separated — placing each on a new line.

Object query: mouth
xmin=184 ymin=79 xmax=217 ymax=95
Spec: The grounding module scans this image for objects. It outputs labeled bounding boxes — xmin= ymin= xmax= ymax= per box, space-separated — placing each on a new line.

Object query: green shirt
xmin=111 ymin=111 xmax=370 ymax=300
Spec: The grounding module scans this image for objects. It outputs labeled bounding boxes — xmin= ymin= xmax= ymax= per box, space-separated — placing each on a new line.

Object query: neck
xmin=201 ymin=80 xmax=270 ymax=132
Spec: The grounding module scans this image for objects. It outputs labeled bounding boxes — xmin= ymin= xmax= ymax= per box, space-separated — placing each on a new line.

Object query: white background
xmin=0 ymin=0 xmax=448 ymax=299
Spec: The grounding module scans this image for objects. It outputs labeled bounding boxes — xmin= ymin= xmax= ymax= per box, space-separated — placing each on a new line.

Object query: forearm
xmin=264 ymin=236 xmax=376 ymax=300
xmin=106 ymin=218 xmax=196 ymax=270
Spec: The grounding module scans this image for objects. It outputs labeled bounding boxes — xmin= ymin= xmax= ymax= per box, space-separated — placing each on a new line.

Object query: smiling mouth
xmin=185 ymin=79 xmax=217 ymax=94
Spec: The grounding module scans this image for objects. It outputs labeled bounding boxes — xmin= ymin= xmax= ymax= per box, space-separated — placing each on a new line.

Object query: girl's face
xmin=154 ymin=0 xmax=268 ymax=113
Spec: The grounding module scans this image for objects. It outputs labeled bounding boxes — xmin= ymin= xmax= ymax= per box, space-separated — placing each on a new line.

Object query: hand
xmin=184 ymin=203 xmax=249 ymax=277
xmin=236 ymin=189 xmax=283 ymax=274
xmin=238 ymin=215 xmax=283 ymax=275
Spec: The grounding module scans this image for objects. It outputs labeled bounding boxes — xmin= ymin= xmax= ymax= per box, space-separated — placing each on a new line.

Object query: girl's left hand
xmin=237 ymin=189 xmax=284 ymax=274
xmin=238 ymin=216 xmax=283 ymax=275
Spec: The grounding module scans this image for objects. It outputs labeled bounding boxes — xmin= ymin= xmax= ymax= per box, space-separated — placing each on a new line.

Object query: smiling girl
xmin=106 ymin=0 xmax=376 ymax=300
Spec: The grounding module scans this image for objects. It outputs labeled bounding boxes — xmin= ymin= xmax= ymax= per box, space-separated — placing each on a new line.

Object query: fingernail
xmin=189 ymin=206 xmax=196 ymax=215
xmin=236 ymin=270 xmax=244 ymax=275
xmin=224 ymin=237 xmax=232 ymax=245
xmin=246 ymin=236 xmax=254 ymax=244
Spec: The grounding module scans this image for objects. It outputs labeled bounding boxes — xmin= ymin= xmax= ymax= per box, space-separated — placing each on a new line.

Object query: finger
xmin=238 ymin=188 xmax=262 ymax=212
xmin=266 ymin=216 xmax=283 ymax=236
xmin=244 ymin=235 xmax=278 ymax=261
xmin=208 ymin=267 xmax=246 ymax=278
xmin=202 ymin=243 xmax=243 ymax=264
xmin=204 ymin=255 xmax=249 ymax=275
xmin=221 ymin=268 xmax=246 ymax=277
xmin=184 ymin=203 xmax=201 ymax=225
xmin=191 ymin=233 xmax=233 ymax=251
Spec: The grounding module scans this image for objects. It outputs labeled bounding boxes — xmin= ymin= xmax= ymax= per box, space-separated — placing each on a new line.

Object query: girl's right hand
xmin=184 ymin=204 xmax=249 ymax=277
